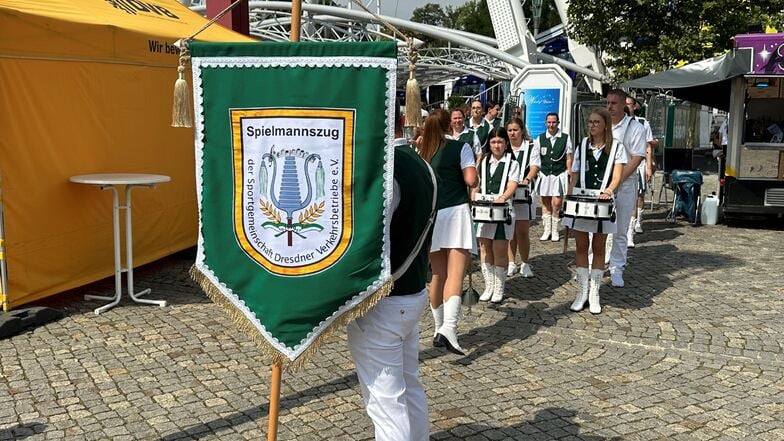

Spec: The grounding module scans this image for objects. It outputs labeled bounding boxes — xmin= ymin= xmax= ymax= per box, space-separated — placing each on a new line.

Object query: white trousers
xmin=347 ymin=290 xmax=429 ymax=441
xmin=609 ymin=178 xmax=638 ymax=271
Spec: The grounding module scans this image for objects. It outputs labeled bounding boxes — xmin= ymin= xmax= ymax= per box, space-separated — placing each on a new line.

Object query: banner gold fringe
xmin=190 ymin=265 xmax=392 ymax=372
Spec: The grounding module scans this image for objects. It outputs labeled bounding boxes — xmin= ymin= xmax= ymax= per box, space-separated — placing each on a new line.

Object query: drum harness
xmin=578 ymin=138 xmax=619 ymax=195
xmin=479 ymin=152 xmax=513 ymax=203
xmin=513 ymin=141 xmax=534 ymax=219
xmin=575 ymin=137 xmax=620 ymax=234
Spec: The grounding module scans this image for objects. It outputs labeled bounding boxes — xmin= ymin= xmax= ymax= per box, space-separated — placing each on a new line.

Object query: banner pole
xmin=290 ymin=0 xmax=302 ymax=42
xmin=267 ymin=362 xmax=282 ymax=441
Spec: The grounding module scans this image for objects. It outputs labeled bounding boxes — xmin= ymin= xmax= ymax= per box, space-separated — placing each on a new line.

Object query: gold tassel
xmin=172 ymin=41 xmax=192 ymax=128
xmin=405 ymin=39 xmax=422 ymax=129
xmin=190 ymin=264 xmax=392 ymax=372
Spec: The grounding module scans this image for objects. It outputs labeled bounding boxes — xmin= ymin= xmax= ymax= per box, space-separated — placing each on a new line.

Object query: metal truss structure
xmin=186 ymin=1 xmax=606 ymax=89
xmin=235 ymin=6 xmax=514 ymax=85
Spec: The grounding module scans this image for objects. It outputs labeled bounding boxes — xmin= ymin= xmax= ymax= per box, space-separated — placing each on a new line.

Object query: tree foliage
xmin=567 ymin=0 xmax=784 ymax=82
xmin=410 ymin=0 xmax=495 ymax=45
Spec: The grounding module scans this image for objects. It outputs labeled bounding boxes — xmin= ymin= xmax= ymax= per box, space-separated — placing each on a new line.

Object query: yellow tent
xmin=0 ymin=0 xmax=255 ymax=309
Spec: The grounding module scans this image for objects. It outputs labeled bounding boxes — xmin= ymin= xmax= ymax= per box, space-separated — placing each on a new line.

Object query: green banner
xmin=190 ymin=41 xmax=397 ymax=369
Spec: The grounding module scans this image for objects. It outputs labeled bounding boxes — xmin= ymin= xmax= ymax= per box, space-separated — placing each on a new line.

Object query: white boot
xmin=604 ymin=234 xmax=613 ymax=265
xmin=539 ymin=214 xmax=552 ymax=241
xmin=435 ymin=296 xmax=465 ymax=355
xmin=490 ymin=266 xmax=506 ymax=303
xmin=430 ymin=304 xmax=444 ymax=339
xmin=589 ymin=269 xmax=604 ymax=314
xmin=550 ymin=216 xmax=561 ymax=242
xmin=627 ymin=218 xmax=636 ymax=248
xmin=519 ymin=262 xmax=534 ymax=278
xmin=479 ymin=262 xmax=494 ymax=302
xmin=610 ymin=267 xmax=624 ymax=288
xmin=570 ymin=267 xmax=590 ymax=312
xmin=507 ymin=262 xmax=518 ymax=276
xmin=635 ymin=208 xmax=644 ymax=233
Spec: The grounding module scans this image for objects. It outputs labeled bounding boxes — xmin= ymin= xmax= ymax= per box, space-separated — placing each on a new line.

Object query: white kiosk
xmin=511 ymin=64 xmax=573 ymax=138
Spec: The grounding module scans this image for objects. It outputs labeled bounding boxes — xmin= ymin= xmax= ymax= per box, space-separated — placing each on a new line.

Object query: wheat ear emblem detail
xmin=298 ymin=201 xmax=325 ymax=224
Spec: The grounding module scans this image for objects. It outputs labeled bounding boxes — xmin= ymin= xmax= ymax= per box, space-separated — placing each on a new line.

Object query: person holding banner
xmin=505 ymin=118 xmax=540 ymax=278
xmin=347 ymin=105 xmax=437 ymax=441
xmin=565 ymin=108 xmax=626 ymax=314
xmin=420 ymin=109 xmax=478 ymax=355
xmin=447 ymin=108 xmax=482 ymax=155
xmin=534 ymin=113 xmax=573 ymax=242
xmin=473 ymin=127 xmax=519 ymax=304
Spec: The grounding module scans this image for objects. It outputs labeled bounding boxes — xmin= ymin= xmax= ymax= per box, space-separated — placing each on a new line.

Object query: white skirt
xmin=430 ymin=203 xmax=475 ymax=252
xmin=512 ymin=197 xmax=537 ymax=221
xmin=475 ymin=217 xmax=515 ymax=240
xmin=535 ymin=171 xmax=569 ymax=197
xmin=562 ymin=216 xmax=617 ymax=234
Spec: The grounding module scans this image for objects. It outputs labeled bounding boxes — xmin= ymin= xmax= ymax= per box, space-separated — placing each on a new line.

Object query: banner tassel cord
xmin=171 ymin=0 xmax=245 ymax=128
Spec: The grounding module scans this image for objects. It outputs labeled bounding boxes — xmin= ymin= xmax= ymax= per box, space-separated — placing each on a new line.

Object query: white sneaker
xmin=519 ymin=263 xmax=534 ymax=278
xmin=634 ymin=222 xmax=643 ymax=234
xmin=507 ymin=262 xmax=518 ymax=276
xmin=610 ymin=270 xmax=624 ymax=288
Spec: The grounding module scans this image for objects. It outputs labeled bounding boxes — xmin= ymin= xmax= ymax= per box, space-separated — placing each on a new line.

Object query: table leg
xmin=124 ymin=184 xmax=166 ymax=308
xmin=85 ymin=185 xmax=122 ymax=314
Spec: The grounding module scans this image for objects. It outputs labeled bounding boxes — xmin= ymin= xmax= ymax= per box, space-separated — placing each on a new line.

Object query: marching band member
xmin=624 ymin=96 xmax=657 ymax=246
xmin=604 ymin=90 xmax=646 ymax=287
xmin=473 ymin=127 xmax=519 ymax=304
xmin=419 ymin=109 xmax=478 ymax=355
xmin=506 ymin=118 xmax=540 ymax=278
xmin=565 ymin=109 xmax=627 ymax=314
xmin=447 ymin=108 xmax=482 ymax=155
xmin=534 ymin=113 xmax=573 ymax=242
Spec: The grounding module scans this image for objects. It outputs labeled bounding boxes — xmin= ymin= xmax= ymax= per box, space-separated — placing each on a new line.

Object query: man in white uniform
xmin=606 ymin=90 xmax=646 ymax=287
xmin=624 ymin=96 xmax=656 ymax=245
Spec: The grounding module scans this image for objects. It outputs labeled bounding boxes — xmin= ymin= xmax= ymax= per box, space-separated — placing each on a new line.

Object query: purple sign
xmin=734 ymin=33 xmax=784 ymax=75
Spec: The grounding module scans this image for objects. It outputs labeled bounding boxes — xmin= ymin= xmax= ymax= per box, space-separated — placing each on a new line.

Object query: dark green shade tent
xmin=621 ymin=49 xmax=752 ymax=111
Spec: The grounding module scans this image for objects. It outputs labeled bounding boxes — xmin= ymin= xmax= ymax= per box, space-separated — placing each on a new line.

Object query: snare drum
xmin=472 ymin=200 xmax=512 ymax=224
xmin=513 ymin=184 xmax=531 ymax=205
xmin=561 ymin=196 xmax=615 ymax=221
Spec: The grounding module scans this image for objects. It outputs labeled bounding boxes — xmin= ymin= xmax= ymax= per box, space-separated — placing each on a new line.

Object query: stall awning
xmin=621 ymin=50 xmax=752 ymax=111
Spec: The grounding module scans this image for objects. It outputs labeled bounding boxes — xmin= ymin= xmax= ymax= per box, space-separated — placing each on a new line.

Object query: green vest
xmin=576 ymin=143 xmax=615 ymax=190
xmin=457 ymin=131 xmax=475 ymax=150
xmin=480 ymin=155 xmax=510 ymax=195
xmin=466 ymin=118 xmax=490 ymax=147
xmin=538 ymin=133 xmax=569 ymax=176
xmin=391 ymin=145 xmax=436 ymax=296
xmin=431 ymin=140 xmax=471 ymax=209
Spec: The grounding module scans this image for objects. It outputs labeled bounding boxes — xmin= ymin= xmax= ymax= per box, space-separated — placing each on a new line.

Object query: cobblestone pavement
xmin=2 ymin=177 xmax=784 ymax=440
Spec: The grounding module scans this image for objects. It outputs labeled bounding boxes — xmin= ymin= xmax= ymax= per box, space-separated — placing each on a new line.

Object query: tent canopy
xmin=0 ymin=0 xmax=254 ymax=309
xmin=621 ymin=50 xmax=752 ymax=111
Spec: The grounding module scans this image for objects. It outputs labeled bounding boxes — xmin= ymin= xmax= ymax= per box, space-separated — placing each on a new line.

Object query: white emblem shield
xmin=231 ymin=108 xmax=355 ymax=276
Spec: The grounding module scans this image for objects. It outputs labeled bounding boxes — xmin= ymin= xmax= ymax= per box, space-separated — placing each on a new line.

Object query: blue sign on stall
xmin=523 ymin=88 xmax=561 ymax=138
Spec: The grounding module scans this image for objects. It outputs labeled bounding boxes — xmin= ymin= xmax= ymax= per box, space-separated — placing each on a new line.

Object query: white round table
xmin=70 ymin=173 xmax=171 ymax=314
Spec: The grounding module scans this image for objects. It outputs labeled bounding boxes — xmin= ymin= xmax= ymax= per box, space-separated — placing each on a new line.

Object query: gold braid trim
xmin=190 ymin=265 xmax=392 ymax=372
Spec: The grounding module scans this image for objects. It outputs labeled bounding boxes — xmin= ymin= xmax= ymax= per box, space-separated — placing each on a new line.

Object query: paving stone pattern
xmin=1 ymin=180 xmax=783 ymax=440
